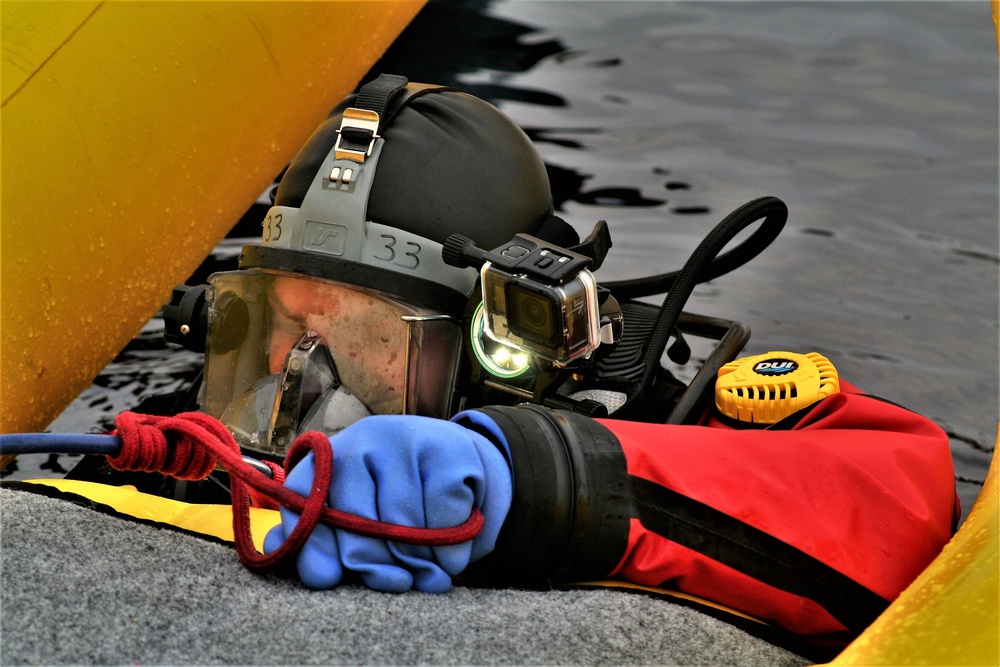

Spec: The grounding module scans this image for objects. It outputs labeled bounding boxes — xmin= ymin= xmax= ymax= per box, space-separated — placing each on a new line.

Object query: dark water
xmin=9 ymin=1 xmax=998 ymax=521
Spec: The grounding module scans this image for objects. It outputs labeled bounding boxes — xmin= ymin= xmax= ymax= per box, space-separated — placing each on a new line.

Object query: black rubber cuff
xmin=462 ymin=405 xmax=630 ymax=585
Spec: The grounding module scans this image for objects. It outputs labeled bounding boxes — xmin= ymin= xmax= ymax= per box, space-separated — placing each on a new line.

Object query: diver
xmin=118 ymin=75 xmax=967 ymax=644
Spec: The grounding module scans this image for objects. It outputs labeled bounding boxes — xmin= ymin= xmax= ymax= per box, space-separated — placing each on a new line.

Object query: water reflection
xmin=546 ymin=163 xmax=666 ymax=210
xmin=365 ymin=0 xmax=566 ymax=106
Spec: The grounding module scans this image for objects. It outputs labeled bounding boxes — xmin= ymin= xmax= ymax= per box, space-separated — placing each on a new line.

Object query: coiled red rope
xmin=110 ymin=411 xmax=484 ymax=572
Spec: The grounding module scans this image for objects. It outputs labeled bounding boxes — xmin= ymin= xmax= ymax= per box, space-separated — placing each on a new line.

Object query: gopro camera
xmin=443 ymin=233 xmax=600 ymax=367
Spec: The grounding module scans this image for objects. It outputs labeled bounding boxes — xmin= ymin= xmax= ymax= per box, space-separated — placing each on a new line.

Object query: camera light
xmin=488 ymin=347 xmax=529 ymax=373
xmin=471 ymin=303 xmax=531 ymax=378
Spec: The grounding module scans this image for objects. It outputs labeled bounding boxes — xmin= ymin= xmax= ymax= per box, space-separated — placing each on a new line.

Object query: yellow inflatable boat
xmin=1 ymin=0 xmax=425 ymax=435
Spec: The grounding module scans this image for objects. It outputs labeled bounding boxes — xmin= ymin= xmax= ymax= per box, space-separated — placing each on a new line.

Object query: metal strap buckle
xmin=334 ymin=107 xmax=380 ymax=163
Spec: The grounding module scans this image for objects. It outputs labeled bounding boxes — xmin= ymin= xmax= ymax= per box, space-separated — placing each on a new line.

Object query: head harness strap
xmin=336 ymin=75 xmax=456 ymax=163
xmin=253 ymin=75 xmax=479 ymax=300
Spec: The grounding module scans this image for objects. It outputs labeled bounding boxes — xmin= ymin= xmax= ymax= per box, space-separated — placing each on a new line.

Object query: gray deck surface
xmin=1 ymin=488 xmax=810 ymax=666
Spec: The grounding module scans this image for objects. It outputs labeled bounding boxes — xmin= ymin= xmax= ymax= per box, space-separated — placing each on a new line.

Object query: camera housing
xmin=444 ymin=233 xmax=601 ymax=367
xmin=480 ymin=261 xmax=599 ymax=365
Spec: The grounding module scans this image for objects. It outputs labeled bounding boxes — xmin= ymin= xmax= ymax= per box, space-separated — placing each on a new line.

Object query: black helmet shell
xmin=275 ymin=87 xmax=553 ymax=251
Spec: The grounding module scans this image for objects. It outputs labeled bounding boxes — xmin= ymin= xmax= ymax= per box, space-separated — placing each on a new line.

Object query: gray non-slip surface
xmin=0 ymin=488 xmax=811 ymax=666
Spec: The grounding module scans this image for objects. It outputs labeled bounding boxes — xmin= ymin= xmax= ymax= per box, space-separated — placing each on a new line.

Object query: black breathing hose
xmin=619 ymin=196 xmax=788 ymax=411
xmin=602 ymin=196 xmax=787 ymax=300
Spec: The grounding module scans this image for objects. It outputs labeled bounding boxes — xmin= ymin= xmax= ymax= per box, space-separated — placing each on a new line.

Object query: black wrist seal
xmin=460 ymin=405 xmax=630 ymax=585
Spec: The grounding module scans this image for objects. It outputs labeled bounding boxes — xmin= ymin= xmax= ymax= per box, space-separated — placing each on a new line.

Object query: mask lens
xmin=216 ymin=332 xmax=375 ymax=455
xmin=219 ymin=374 xmax=280 ymax=451
xmin=202 ymin=269 xmax=463 ymax=454
xmin=267 ymin=274 xmax=412 ymax=415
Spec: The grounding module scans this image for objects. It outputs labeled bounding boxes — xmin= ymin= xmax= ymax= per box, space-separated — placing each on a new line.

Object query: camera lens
xmin=522 ymin=297 xmax=549 ymax=329
xmin=506 ymin=283 xmax=559 ymax=347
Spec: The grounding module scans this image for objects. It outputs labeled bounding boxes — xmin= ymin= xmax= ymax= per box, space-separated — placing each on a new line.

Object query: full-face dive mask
xmin=169 ymin=75 xmax=559 ymax=456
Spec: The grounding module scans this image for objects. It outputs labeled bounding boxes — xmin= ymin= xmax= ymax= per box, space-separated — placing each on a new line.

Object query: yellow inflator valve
xmin=715 ymin=351 xmax=840 ymax=424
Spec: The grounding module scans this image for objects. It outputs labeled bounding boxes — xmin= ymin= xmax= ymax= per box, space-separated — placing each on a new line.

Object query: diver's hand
xmin=263 ymin=415 xmax=512 ymax=593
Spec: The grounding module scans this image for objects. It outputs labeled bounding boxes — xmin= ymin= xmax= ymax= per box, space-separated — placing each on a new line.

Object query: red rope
xmin=246 ymin=460 xmax=284 ymax=510
xmin=111 ymin=411 xmax=484 ymax=572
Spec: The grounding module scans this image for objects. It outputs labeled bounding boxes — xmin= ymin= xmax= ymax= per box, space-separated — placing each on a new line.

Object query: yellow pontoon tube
xmin=1 ymin=1 xmax=425 ymax=434
xmin=831 ymin=436 xmax=999 ymax=665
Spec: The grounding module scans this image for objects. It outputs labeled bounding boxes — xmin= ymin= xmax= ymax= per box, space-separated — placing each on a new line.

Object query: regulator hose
xmin=0 ymin=432 xmax=276 ymax=477
xmin=624 ymin=196 xmax=788 ymax=415
xmin=0 ymin=433 xmax=120 ymax=456
xmin=603 ymin=196 xmax=787 ymax=300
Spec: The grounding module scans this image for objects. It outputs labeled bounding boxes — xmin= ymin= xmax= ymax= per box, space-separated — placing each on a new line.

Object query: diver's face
xmin=267 ymin=276 xmax=411 ymax=415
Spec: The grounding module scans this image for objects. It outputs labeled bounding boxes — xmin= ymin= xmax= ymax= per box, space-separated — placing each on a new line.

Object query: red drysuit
xmin=462 ymin=379 xmax=958 ymax=640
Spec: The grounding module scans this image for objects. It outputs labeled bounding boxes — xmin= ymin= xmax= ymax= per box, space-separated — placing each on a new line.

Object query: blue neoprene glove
xmin=263 ymin=413 xmax=512 ymax=593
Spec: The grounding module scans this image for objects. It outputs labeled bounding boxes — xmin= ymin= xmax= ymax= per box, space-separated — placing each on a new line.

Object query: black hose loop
xmin=603 ymin=196 xmax=787 ymax=300
xmin=633 ymin=196 xmax=788 ymax=400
